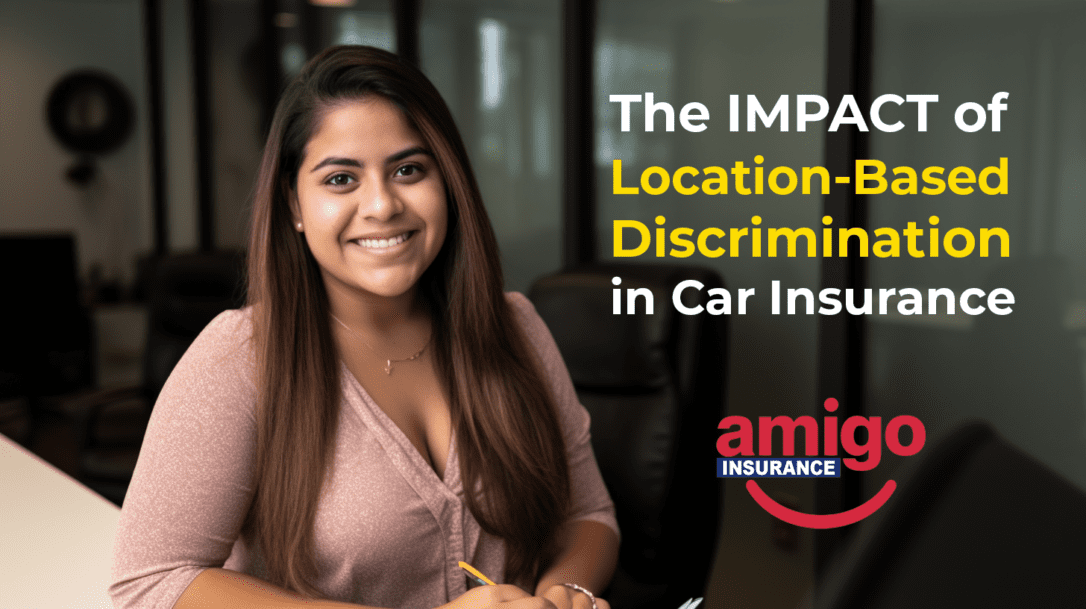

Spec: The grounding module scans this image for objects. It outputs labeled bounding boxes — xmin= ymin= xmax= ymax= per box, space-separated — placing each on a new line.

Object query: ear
xmin=289 ymin=189 xmax=303 ymax=231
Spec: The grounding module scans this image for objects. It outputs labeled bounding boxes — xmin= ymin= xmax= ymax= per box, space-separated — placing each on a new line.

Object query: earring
xmin=296 ymin=222 xmax=303 ymax=231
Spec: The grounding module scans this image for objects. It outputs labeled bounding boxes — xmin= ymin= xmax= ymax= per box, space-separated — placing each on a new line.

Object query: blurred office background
xmin=2 ymin=1 xmax=1085 ymax=608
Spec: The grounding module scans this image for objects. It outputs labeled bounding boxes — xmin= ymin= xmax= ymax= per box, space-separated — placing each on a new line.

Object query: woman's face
xmin=291 ymin=97 xmax=448 ymax=303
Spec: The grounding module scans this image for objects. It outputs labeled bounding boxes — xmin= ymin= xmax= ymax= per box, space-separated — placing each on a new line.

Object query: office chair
xmin=78 ymin=251 xmax=246 ymax=505
xmin=528 ymin=263 xmax=728 ymax=609
xmin=0 ymin=394 xmax=31 ymax=445
xmin=0 ymin=234 xmax=95 ymax=446
xmin=815 ymin=421 xmax=1086 ymax=609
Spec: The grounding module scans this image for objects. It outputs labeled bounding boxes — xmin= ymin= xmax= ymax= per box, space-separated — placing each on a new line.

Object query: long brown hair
xmin=246 ymin=45 xmax=570 ymax=596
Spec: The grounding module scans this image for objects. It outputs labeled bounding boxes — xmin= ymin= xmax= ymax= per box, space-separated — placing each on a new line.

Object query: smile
xmin=746 ymin=479 xmax=897 ymax=529
xmin=351 ymin=231 xmax=415 ymax=249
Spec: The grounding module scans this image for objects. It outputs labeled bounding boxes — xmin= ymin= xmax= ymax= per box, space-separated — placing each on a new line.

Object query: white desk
xmin=0 ymin=433 xmax=119 ymax=608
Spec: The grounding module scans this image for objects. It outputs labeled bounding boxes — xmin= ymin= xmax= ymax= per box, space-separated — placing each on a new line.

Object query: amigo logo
xmin=716 ymin=398 xmax=925 ymax=529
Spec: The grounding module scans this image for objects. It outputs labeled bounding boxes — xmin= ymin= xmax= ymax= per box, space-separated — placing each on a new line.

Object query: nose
xmin=358 ymin=176 xmax=404 ymax=222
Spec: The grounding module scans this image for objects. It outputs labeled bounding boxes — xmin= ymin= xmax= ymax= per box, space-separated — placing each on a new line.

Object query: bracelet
xmin=560 ymin=583 xmax=598 ymax=609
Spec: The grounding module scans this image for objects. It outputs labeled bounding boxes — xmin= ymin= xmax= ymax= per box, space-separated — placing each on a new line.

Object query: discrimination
xmin=613 ymin=215 xmax=1009 ymax=259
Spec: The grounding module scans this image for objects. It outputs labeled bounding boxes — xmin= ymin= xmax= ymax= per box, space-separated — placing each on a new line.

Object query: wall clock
xmin=46 ymin=69 xmax=135 ymax=155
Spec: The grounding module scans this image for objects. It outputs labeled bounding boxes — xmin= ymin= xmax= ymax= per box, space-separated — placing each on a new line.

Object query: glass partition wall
xmin=421 ymin=0 xmax=563 ymax=293
xmin=594 ymin=2 xmax=827 ymax=606
xmin=866 ymin=0 xmax=1086 ymax=497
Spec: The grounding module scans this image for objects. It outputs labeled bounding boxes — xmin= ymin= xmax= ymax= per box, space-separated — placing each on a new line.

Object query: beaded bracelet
xmin=560 ymin=583 xmax=598 ymax=609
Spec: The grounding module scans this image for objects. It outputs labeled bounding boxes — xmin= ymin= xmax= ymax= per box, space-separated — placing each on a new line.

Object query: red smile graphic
xmin=745 ymin=479 xmax=898 ymax=529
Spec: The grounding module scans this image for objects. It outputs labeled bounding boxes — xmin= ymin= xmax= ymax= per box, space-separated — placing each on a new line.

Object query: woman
xmin=110 ymin=46 xmax=618 ymax=609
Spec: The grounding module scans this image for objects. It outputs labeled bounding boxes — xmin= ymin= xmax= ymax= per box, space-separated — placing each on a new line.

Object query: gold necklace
xmin=330 ymin=313 xmax=431 ymax=375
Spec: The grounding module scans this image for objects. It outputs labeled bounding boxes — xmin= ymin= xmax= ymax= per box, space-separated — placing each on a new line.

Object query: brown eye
xmin=396 ymin=164 xmax=422 ymax=178
xmin=327 ymin=173 xmax=354 ymax=186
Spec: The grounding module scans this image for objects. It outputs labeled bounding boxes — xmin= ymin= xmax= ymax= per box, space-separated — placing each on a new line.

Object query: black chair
xmin=529 ymin=263 xmax=728 ymax=609
xmin=815 ymin=421 xmax=1086 ymax=609
xmin=78 ymin=251 xmax=246 ymax=505
xmin=0 ymin=234 xmax=95 ymax=446
xmin=0 ymin=394 xmax=31 ymax=445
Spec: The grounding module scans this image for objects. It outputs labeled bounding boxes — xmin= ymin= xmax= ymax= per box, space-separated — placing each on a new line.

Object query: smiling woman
xmin=109 ymin=46 xmax=618 ymax=609
xmin=293 ymin=98 xmax=448 ymax=303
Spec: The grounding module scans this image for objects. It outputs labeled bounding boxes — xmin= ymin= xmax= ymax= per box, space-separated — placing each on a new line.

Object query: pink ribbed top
xmin=110 ymin=292 xmax=617 ymax=609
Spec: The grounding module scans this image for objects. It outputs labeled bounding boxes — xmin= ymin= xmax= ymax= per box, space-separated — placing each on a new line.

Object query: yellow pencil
xmin=458 ymin=561 xmax=497 ymax=586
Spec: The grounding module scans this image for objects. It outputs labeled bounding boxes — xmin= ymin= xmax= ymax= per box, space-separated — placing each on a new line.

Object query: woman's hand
xmin=532 ymin=521 xmax=617 ymax=609
xmin=441 ymin=585 xmax=558 ymax=609
xmin=540 ymin=584 xmax=610 ymax=609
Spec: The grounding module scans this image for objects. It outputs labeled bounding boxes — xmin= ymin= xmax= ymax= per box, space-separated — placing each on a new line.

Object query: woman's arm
xmin=111 ymin=310 xmax=263 ymax=608
xmin=504 ymin=294 xmax=621 ymax=609
xmin=174 ymin=569 xmax=363 ymax=609
xmin=534 ymin=520 xmax=619 ymax=609
xmin=176 ymin=569 xmax=558 ymax=609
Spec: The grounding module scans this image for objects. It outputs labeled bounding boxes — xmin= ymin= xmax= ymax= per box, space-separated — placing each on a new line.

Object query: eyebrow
xmin=309 ymin=146 xmax=433 ymax=173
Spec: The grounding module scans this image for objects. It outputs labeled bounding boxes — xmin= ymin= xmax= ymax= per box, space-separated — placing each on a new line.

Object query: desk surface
xmin=0 ymin=433 xmax=119 ymax=609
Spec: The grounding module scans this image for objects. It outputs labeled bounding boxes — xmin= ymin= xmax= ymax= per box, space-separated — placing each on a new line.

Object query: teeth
xmin=356 ymin=232 xmax=411 ymax=249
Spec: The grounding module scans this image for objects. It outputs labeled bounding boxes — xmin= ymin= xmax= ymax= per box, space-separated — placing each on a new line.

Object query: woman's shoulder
xmin=503 ymin=291 xmax=533 ymax=315
xmin=190 ymin=307 xmax=256 ymax=358
xmin=202 ymin=306 xmax=255 ymax=339
xmin=503 ymin=291 xmax=568 ymax=376
xmin=503 ymin=291 xmax=546 ymax=340
xmin=157 ymin=306 xmax=258 ymax=400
